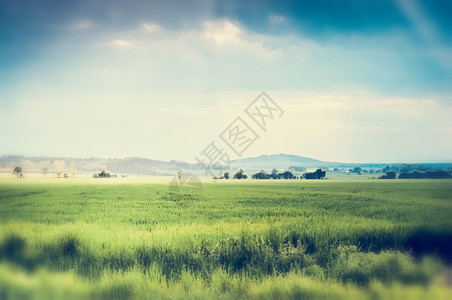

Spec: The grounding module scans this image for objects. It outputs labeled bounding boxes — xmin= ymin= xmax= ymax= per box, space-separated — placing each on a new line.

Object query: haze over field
xmin=1 ymin=0 xmax=451 ymax=163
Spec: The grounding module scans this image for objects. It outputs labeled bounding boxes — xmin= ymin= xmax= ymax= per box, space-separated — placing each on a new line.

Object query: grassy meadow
xmin=0 ymin=176 xmax=451 ymax=299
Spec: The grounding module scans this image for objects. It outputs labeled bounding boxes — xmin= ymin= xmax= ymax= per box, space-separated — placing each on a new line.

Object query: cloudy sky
xmin=0 ymin=0 xmax=451 ymax=163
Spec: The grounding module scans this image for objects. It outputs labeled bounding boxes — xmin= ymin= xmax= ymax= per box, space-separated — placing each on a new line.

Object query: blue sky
xmin=0 ymin=0 xmax=451 ymax=163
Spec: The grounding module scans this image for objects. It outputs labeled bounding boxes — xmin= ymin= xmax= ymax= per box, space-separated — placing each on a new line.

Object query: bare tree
xmin=70 ymin=167 xmax=77 ymax=178
xmin=41 ymin=168 xmax=49 ymax=176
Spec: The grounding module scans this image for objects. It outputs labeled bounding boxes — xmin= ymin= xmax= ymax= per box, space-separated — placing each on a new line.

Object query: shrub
xmin=93 ymin=168 xmax=113 ymax=178
xmin=0 ymin=234 xmax=26 ymax=260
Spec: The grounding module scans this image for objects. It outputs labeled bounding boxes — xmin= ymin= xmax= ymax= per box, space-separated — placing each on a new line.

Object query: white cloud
xmin=142 ymin=23 xmax=161 ymax=33
xmin=109 ymin=39 xmax=135 ymax=48
xmin=204 ymin=20 xmax=242 ymax=44
xmin=200 ymin=20 xmax=280 ymax=57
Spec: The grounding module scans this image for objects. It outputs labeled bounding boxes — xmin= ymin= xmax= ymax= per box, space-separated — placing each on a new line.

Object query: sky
xmin=0 ymin=0 xmax=451 ymax=163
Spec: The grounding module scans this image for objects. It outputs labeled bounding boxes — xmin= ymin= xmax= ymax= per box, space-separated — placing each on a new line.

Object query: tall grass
xmin=0 ymin=225 xmax=449 ymax=286
xmin=0 ymin=179 xmax=451 ymax=298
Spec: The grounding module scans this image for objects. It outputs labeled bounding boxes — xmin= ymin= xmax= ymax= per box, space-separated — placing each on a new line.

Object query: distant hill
xmin=1 ymin=154 xmax=451 ymax=176
xmin=230 ymin=153 xmax=324 ymax=170
xmin=230 ymin=153 xmax=355 ymax=171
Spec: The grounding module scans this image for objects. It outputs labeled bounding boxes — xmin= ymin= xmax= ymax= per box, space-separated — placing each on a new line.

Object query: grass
xmin=0 ymin=177 xmax=451 ymax=299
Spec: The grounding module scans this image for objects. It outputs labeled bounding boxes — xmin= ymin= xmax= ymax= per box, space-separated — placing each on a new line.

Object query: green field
xmin=0 ymin=177 xmax=451 ymax=299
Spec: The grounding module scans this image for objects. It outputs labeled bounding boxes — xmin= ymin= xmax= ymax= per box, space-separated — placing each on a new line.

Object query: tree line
xmin=11 ymin=166 xmax=77 ymax=178
xmin=10 ymin=165 xmax=132 ymax=179
xmin=379 ymin=169 xmax=452 ymax=179
xmin=214 ymin=168 xmax=326 ymax=180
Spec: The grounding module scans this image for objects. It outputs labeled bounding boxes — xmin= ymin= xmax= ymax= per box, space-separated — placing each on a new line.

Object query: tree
xmin=233 ymin=169 xmax=248 ymax=179
xmin=12 ymin=166 xmax=23 ymax=178
xmin=93 ymin=168 xmax=112 ymax=178
xmin=303 ymin=169 xmax=326 ymax=180
xmin=398 ymin=169 xmax=452 ymax=179
xmin=251 ymin=169 xmax=295 ymax=180
xmin=379 ymin=170 xmax=397 ymax=179
xmin=280 ymin=170 xmax=295 ymax=179
xmin=381 ymin=166 xmax=391 ymax=173
xmin=398 ymin=170 xmax=425 ymax=179
xmin=252 ymin=170 xmax=268 ymax=179
xmin=397 ymin=164 xmax=428 ymax=173
xmin=350 ymin=167 xmax=362 ymax=175
xmin=223 ymin=172 xmax=230 ymax=179
xmin=41 ymin=168 xmax=49 ymax=176
xmin=425 ymin=170 xmax=452 ymax=179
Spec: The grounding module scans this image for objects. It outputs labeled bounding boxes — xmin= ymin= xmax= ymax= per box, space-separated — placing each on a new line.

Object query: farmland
xmin=0 ymin=177 xmax=451 ymax=299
